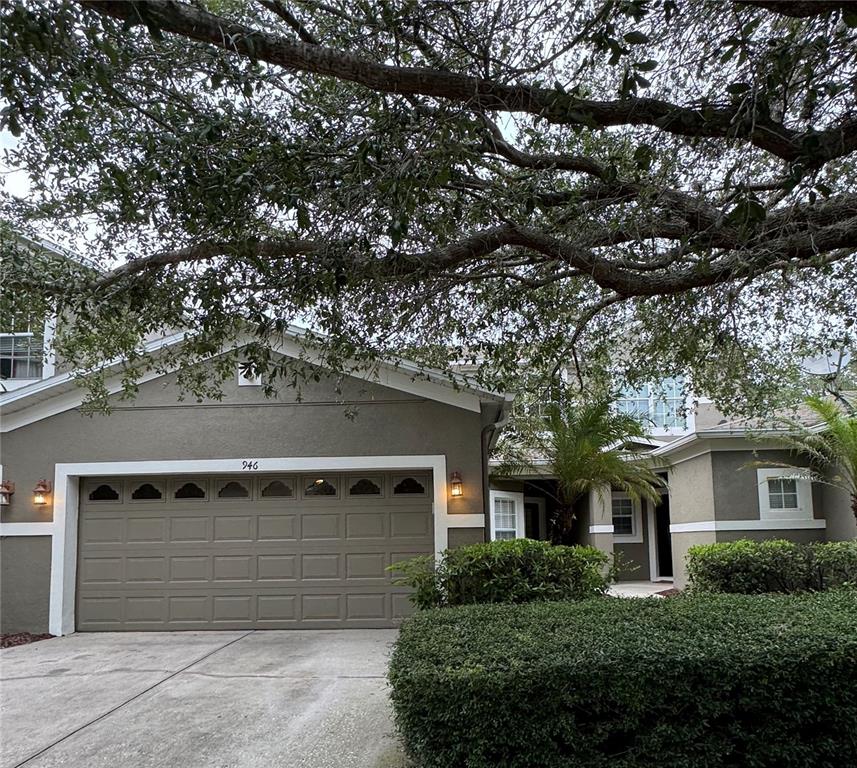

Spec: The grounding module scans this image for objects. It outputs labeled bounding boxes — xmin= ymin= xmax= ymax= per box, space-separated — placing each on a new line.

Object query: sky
xmin=0 ymin=129 xmax=30 ymax=199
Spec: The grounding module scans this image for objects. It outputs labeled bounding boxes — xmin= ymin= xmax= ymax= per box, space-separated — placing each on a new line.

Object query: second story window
xmin=0 ymin=333 xmax=44 ymax=380
xmin=616 ymin=377 xmax=687 ymax=431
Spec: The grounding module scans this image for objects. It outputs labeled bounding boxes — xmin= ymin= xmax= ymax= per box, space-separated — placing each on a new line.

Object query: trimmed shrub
xmin=391 ymin=539 xmax=613 ymax=609
xmin=686 ymin=538 xmax=857 ymax=593
xmin=389 ymin=592 xmax=857 ymax=768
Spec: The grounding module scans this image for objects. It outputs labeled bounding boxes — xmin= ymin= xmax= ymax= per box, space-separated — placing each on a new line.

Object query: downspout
xmin=480 ymin=396 xmax=514 ymax=542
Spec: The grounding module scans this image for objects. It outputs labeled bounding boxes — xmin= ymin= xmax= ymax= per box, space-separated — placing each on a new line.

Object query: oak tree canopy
xmin=2 ymin=0 xmax=856 ymax=412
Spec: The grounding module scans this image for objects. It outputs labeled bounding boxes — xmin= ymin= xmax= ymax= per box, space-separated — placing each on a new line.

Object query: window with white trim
xmin=616 ymin=377 xmax=688 ymax=431
xmin=756 ymin=468 xmax=813 ymax=520
xmin=0 ymin=332 xmax=43 ymax=380
xmin=767 ymin=477 xmax=798 ymax=510
xmin=490 ymin=491 xmax=524 ymax=540
xmin=611 ymin=492 xmax=643 ymax=542
xmin=494 ymin=498 xmax=516 ymax=539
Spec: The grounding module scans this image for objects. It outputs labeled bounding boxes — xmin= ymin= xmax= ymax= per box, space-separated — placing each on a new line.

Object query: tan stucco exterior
xmin=1 ymin=365 xmax=497 ymax=633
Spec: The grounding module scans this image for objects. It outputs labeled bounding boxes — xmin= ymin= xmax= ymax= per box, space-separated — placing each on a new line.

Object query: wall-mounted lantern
xmin=450 ymin=471 xmax=463 ymax=498
xmin=0 ymin=481 xmax=14 ymax=506
xmin=33 ymin=479 xmax=52 ymax=506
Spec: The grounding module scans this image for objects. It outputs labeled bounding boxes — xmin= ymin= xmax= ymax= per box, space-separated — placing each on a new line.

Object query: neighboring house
xmin=488 ymin=383 xmax=857 ymax=587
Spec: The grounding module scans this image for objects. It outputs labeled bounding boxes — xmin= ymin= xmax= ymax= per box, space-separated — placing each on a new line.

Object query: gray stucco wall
xmin=0 ymin=367 xmax=488 ymax=633
xmin=671 ymin=530 xmax=716 ymax=590
xmin=668 ymin=453 xmax=715 ymax=525
xmin=821 ymin=482 xmax=857 ymax=541
xmin=614 ymin=506 xmax=651 ymax=581
xmin=1 ymin=368 xmax=486 ymax=523
xmin=0 ymin=536 xmax=51 ymax=633
xmin=447 ymin=527 xmax=485 ymax=548
xmin=710 ymin=450 xmax=819 ymax=521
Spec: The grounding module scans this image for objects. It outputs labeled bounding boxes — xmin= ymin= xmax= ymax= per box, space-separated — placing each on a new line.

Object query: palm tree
xmin=494 ymin=397 xmax=665 ymax=543
xmin=776 ymin=395 xmax=857 ymax=523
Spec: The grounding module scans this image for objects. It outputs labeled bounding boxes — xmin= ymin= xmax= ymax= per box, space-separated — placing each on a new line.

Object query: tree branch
xmin=78 ymin=0 xmax=855 ymax=164
xmin=737 ymin=1 xmax=854 ymax=18
xmin=257 ymin=0 xmax=318 ymax=45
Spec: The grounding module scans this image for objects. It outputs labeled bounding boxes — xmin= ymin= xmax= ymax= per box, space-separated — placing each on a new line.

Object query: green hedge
xmin=389 ymin=592 xmax=857 ymax=768
xmin=391 ymin=539 xmax=613 ymax=609
xmin=686 ymin=538 xmax=857 ymax=593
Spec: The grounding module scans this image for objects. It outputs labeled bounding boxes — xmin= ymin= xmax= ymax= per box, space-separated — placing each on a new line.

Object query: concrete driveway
xmin=0 ymin=630 xmax=406 ymax=768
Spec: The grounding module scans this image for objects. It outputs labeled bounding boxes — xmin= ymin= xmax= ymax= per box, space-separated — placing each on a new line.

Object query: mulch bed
xmin=657 ymin=587 xmax=682 ymax=597
xmin=1 ymin=632 xmax=53 ymax=649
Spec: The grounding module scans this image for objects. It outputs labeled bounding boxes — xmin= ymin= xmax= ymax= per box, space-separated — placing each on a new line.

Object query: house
xmin=487 ymin=382 xmax=857 ymax=587
xmin=0 ymin=233 xmax=513 ymax=634
xmin=2 ymin=234 xmax=853 ymax=634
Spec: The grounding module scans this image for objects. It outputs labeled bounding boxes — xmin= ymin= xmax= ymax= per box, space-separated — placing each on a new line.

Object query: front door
xmin=524 ymin=501 xmax=540 ymax=539
xmin=654 ymin=495 xmax=673 ymax=578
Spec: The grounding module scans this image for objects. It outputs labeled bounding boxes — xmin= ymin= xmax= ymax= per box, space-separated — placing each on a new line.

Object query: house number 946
xmin=242 ymin=460 xmax=259 ymax=471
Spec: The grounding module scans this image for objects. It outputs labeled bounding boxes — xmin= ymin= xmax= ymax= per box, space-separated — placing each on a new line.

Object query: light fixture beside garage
xmin=32 ymin=479 xmax=52 ymax=505
xmin=450 ymin=471 xmax=463 ymax=498
xmin=0 ymin=481 xmax=14 ymax=506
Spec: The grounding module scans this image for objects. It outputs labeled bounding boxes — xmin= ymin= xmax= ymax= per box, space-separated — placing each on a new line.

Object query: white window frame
xmin=614 ymin=377 xmax=695 ymax=436
xmin=489 ymin=490 xmax=525 ymax=540
xmin=0 ymin=331 xmax=45 ymax=382
xmin=611 ymin=491 xmax=643 ymax=543
xmin=756 ymin=468 xmax=814 ymax=521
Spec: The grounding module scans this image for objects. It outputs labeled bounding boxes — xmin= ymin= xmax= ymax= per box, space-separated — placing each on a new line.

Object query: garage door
xmin=76 ymin=472 xmax=434 ymax=630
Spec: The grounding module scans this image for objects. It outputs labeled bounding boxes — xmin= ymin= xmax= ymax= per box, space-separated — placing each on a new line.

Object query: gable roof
xmin=0 ymin=326 xmax=513 ymax=432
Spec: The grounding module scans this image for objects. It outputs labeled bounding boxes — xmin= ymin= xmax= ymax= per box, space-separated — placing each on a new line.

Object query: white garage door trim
xmin=46 ymin=455 xmax=481 ymax=636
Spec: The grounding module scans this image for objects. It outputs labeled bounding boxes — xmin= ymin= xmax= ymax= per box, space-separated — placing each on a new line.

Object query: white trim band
xmin=0 ymin=522 xmax=55 ymax=536
xmin=588 ymin=524 xmax=614 ymax=534
xmin=670 ymin=519 xmax=827 ymax=533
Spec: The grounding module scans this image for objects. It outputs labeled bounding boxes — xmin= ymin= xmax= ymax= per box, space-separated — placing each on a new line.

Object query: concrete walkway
xmin=609 ymin=581 xmax=671 ymax=597
xmin=0 ymin=630 xmax=406 ymax=768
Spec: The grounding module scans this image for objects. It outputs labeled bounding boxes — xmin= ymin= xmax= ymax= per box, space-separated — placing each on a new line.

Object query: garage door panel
xmin=126 ymin=556 xmax=166 ymax=583
xmin=170 ymin=516 xmax=209 ymax=542
xmin=79 ymin=557 xmax=124 ymax=585
xmin=346 ymin=593 xmax=387 ymax=620
xmin=257 ymin=594 xmax=298 ymax=622
xmin=168 ymin=595 xmax=210 ymax=624
xmin=346 ymin=512 xmax=386 ymax=539
xmin=258 ymin=515 xmax=297 ymax=541
xmin=257 ymin=554 xmax=298 ymax=581
xmin=345 ymin=552 xmax=387 ymax=580
xmin=301 ymin=594 xmax=341 ymax=621
xmin=214 ymin=516 xmax=255 ymax=542
xmin=213 ymin=595 xmax=253 ymax=623
xmin=126 ymin=517 xmax=166 ymax=544
xmin=390 ymin=511 xmax=432 ymax=538
xmin=301 ymin=513 xmax=340 ymax=540
xmin=170 ymin=555 xmax=210 ymax=582
xmin=301 ymin=553 xmax=341 ymax=580
xmin=126 ymin=596 xmax=165 ymax=623
xmin=81 ymin=517 xmax=124 ymax=544
xmin=79 ymin=596 xmax=123 ymax=625
xmin=213 ymin=555 xmax=255 ymax=581
xmin=392 ymin=593 xmax=418 ymax=619
xmin=77 ymin=473 xmax=434 ymax=630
